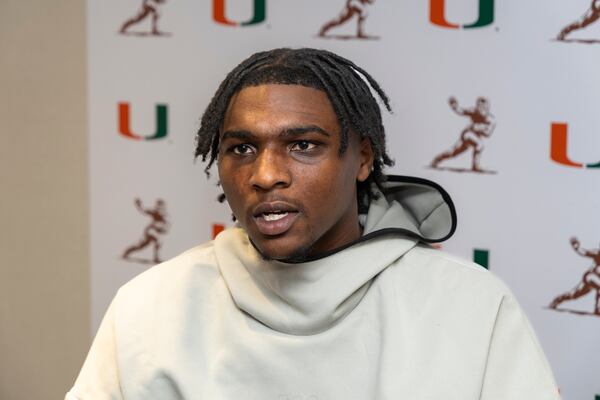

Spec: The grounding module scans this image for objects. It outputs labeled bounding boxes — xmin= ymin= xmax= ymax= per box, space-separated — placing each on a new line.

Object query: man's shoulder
xmin=118 ymin=240 xmax=220 ymax=298
xmin=374 ymin=245 xmax=520 ymax=335
xmin=105 ymin=241 xmax=224 ymax=344
xmin=406 ymin=244 xmax=489 ymax=271
xmin=387 ymin=244 xmax=510 ymax=301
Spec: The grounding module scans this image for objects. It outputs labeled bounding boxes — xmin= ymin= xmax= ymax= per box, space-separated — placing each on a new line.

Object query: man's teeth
xmin=262 ymin=212 xmax=288 ymax=221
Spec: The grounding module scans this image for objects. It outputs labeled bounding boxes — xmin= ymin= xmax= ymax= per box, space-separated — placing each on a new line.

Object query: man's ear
xmin=357 ymin=137 xmax=374 ymax=182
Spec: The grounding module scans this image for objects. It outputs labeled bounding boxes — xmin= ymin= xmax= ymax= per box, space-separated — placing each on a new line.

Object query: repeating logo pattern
xmin=213 ymin=0 xmax=266 ymax=26
xmin=318 ymin=0 xmax=378 ymax=40
xmin=118 ymin=102 xmax=168 ymax=141
xmin=429 ymin=96 xmax=496 ymax=173
xmin=557 ymin=0 xmax=600 ymax=43
xmin=549 ymin=237 xmax=600 ymax=317
xmin=429 ymin=0 xmax=495 ymax=29
xmin=119 ymin=0 xmax=170 ymax=36
xmin=550 ymin=123 xmax=600 ymax=168
xmin=98 ymin=3 xmax=598 ymax=397
xmin=122 ymin=198 xmax=170 ymax=265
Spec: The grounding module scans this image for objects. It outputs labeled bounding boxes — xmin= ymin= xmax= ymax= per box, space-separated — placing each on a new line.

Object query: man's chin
xmin=250 ymin=239 xmax=313 ymax=264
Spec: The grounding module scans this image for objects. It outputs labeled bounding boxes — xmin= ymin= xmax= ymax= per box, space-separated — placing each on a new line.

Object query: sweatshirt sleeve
xmin=65 ymin=296 xmax=124 ymax=400
xmin=479 ymin=294 xmax=561 ymax=400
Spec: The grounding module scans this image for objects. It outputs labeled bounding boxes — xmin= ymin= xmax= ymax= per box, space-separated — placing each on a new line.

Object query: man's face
xmin=217 ymin=84 xmax=373 ymax=261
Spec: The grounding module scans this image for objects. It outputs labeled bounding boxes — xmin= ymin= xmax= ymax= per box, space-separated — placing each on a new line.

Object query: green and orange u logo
xmin=118 ymin=102 xmax=168 ymax=141
xmin=213 ymin=0 xmax=266 ymax=26
xmin=430 ymin=0 xmax=494 ymax=29
xmin=551 ymin=123 xmax=600 ymax=169
xmin=473 ymin=249 xmax=489 ymax=269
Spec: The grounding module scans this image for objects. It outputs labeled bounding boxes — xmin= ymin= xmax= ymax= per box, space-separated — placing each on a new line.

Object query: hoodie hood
xmin=362 ymin=175 xmax=456 ymax=242
xmin=214 ymin=175 xmax=456 ymax=335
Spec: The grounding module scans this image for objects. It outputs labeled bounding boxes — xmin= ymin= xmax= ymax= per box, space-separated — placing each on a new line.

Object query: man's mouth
xmin=262 ymin=212 xmax=289 ymax=222
xmin=252 ymin=202 xmax=300 ymax=236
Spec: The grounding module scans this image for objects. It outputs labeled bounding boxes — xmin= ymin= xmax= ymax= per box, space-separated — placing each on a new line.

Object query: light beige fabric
xmin=67 ymin=178 xmax=560 ymax=399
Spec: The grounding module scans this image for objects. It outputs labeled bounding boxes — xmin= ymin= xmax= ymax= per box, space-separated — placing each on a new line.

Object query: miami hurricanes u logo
xmin=430 ymin=0 xmax=495 ymax=29
xmin=473 ymin=249 xmax=489 ymax=269
xmin=550 ymin=123 xmax=600 ymax=168
xmin=118 ymin=102 xmax=168 ymax=141
xmin=213 ymin=0 xmax=266 ymax=26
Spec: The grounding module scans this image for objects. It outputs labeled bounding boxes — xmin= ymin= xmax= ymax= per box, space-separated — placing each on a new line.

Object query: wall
xmin=1 ymin=1 xmax=599 ymax=399
xmin=86 ymin=1 xmax=600 ymax=399
xmin=0 ymin=1 xmax=89 ymax=399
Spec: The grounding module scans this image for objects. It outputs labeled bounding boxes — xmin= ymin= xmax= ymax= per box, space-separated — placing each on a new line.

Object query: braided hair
xmin=195 ymin=47 xmax=394 ymax=212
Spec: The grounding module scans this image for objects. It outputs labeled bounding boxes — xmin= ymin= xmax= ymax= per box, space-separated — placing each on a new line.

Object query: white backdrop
xmin=87 ymin=1 xmax=600 ymax=398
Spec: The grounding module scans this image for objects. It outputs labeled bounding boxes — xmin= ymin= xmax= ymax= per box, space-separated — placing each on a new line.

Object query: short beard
xmin=250 ymin=239 xmax=314 ymax=264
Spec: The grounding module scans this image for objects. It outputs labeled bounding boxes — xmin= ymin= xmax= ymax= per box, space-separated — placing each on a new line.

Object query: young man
xmin=67 ymin=48 xmax=560 ymax=399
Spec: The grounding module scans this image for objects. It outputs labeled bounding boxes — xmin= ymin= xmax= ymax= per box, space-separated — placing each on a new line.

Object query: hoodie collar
xmin=215 ymin=228 xmax=417 ymax=335
xmin=214 ymin=175 xmax=456 ymax=335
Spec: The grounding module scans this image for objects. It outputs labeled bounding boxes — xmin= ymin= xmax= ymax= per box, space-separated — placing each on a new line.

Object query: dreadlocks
xmin=194 ymin=47 xmax=394 ymax=212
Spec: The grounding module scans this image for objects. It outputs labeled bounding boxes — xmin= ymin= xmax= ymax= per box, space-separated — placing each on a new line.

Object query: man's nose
xmin=249 ymin=149 xmax=291 ymax=190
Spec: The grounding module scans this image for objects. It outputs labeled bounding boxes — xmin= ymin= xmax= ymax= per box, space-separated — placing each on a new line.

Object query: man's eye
xmin=232 ymin=144 xmax=255 ymax=155
xmin=290 ymin=141 xmax=317 ymax=152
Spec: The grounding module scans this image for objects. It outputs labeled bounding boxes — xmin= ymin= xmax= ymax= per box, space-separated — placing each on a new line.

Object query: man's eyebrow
xmin=220 ymin=130 xmax=255 ymax=141
xmin=220 ymin=125 xmax=331 ymax=141
xmin=280 ymin=125 xmax=331 ymax=138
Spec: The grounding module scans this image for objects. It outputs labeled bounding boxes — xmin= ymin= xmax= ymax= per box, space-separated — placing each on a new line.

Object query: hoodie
xmin=66 ymin=176 xmax=560 ymax=400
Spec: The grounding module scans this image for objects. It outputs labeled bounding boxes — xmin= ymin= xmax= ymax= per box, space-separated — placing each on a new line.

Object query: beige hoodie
xmin=67 ymin=176 xmax=560 ymax=399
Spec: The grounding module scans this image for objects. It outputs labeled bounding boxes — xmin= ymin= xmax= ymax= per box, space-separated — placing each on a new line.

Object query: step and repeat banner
xmin=87 ymin=1 xmax=599 ymax=398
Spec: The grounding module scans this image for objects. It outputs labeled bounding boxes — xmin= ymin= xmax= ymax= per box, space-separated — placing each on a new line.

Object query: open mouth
xmin=252 ymin=202 xmax=300 ymax=236
xmin=262 ymin=212 xmax=290 ymax=222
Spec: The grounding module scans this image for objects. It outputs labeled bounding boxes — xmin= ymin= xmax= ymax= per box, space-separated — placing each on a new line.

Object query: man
xmin=318 ymin=0 xmax=375 ymax=38
xmin=430 ymin=96 xmax=495 ymax=172
xmin=67 ymin=48 xmax=559 ymax=399
xmin=549 ymin=237 xmax=600 ymax=315
xmin=557 ymin=0 xmax=600 ymax=41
